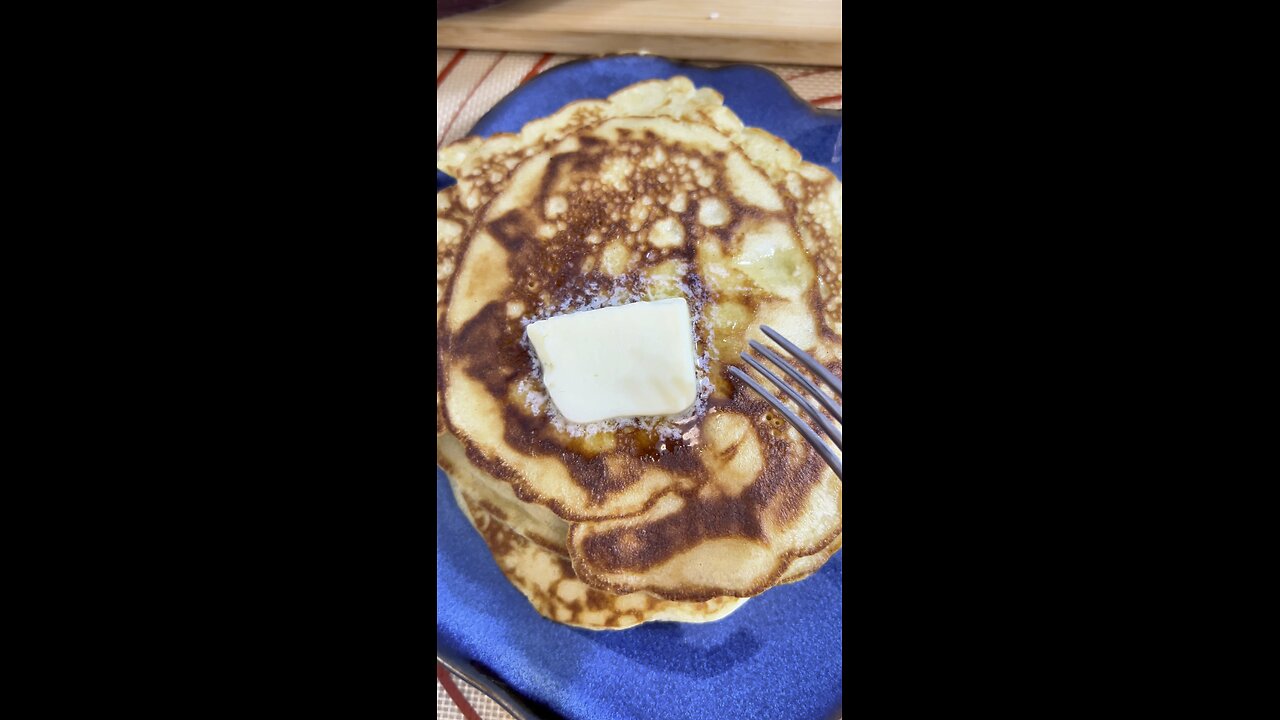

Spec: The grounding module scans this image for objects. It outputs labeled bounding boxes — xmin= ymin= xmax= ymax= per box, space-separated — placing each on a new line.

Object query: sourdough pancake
xmin=435 ymin=77 xmax=728 ymax=354
xmin=435 ymin=85 xmax=716 ymax=440
xmin=445 ymin=425 xmax=841 ymax=589
xmin=448 ymin=459 xmax=747 ymax=630
xmin=435 ymin=77 xmax=841 ymax=349
xmin=445 ymin=422 xmax=841 ymax=586
xmin=438 ymin=431 xmax=569 ymax=555
xmin=437 ymin=76 xmax=842 ymax=619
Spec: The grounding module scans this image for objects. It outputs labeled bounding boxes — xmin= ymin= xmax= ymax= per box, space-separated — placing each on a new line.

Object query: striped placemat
xmin=437 ymin=48 xmax=842 ymax=149
xmin=438 ymin=662 xmax=516 ymax=720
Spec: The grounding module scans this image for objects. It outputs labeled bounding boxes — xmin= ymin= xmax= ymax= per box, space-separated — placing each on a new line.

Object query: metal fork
xmin=727 ymin=326 xmax=843 ymax=479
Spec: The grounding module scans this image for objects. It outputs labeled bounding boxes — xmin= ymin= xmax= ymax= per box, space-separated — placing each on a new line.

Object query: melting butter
xmin=526 ymin=298 xmax=698 ymax=424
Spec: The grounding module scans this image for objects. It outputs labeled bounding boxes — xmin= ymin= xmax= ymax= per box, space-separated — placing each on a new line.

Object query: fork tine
xmin=748 ymin=340 xmax=842 ymax=423
xmin=728 ymin=366 xmax=842 ymax=479
xmin=760 ymin=325 xmax=842 ymax=398
xmin=740 ymin=353 xmax=842 ymax=448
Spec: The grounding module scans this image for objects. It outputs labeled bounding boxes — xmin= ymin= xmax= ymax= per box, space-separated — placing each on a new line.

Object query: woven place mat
xmin=436 ymin=47 xmax=842 ymax=720
xmin=437 ymin=663 xmax=516 ymax=720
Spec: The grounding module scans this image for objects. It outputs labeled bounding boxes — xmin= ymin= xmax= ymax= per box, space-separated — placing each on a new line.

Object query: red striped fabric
xmin=437 ymin=663 xmax=485 ymax=720
xmin=521 ymin=52 xmax=555 ymax=84
xmin=784 ymin=67 xmax=836 ymax=81
xmin=436 ymin=49 xmax=468 ymax=88
xmin=438 ymin=52 xmax=508 ymax=149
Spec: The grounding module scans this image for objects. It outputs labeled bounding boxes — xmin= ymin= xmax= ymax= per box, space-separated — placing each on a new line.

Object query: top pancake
xmin=437 ymin=77 xmax=841 ymax=340
xmin=436 ymin=79 xmax=733 ymax=443
xmin=436 ymin=77 xmax=842 ymax=436
xmin=437 ymin=77 xmax=842 ymax=600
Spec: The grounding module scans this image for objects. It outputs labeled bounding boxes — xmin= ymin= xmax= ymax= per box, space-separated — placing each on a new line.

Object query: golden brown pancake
xmin=445 ymin=423 xmax=841 ymax=587
xmin=435 ymin=77 xmax=841 ymax=438
xmin=445 ymin=424 xmax=842 ymax=592
xmin=435 ymin=77 xmax=841 ymax=347
xmin=435 ymin=78 xmax=730 ymax=358
xmin=437 ymin=76 xmax=842 ymax=613
xmin=448 ymin=464 xmax=747 ymax=630
xmin=438 ymin=430 xmax=569 ymax=555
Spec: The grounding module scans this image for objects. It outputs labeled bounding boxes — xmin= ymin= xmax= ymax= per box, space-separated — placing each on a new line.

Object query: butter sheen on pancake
xmin=437 ymin=77 xmax=842 ymax=617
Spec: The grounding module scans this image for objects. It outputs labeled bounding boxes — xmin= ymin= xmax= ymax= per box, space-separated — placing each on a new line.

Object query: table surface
xmin=436 ymin=46 xmax=841 ymax=720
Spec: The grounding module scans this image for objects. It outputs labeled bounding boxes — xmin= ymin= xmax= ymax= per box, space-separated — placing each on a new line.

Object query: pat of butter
xmin=526 ymin=298 xmax=698 ymax=424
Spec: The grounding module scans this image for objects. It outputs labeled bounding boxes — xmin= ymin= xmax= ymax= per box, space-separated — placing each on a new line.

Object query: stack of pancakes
xmin=437 ymin=77 xmax=842 ymax=630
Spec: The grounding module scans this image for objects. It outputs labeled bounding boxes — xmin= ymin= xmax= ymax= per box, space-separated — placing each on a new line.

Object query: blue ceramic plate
xmin=437 ymin=55 xmax=842 ymax=720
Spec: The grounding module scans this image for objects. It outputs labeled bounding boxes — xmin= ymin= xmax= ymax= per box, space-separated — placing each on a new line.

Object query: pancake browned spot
xmin=437 ymin=77 xmax=842 ymax=615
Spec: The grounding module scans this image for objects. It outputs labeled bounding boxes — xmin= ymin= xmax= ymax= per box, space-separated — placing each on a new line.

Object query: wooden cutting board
xmin=437 ymin=0 xmax=842 ymax=67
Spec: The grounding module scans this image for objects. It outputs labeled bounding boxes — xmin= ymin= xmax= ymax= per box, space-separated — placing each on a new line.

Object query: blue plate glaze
xmin=437 ymin=55 xmax=842 ymax=720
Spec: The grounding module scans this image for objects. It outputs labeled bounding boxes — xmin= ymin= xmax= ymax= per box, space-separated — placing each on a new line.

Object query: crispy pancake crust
xmin=442 ymin=427 xmax=841 ymax=588
xmin=436 ymin=77 xmax=840 ymax=350
xmin=448 ymin=469 xmax=747 ymax=630
xmin=439 ymin=431 xmax=569 ymax=555
xmin=436 ymin=77 xmax=842 ymax=605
